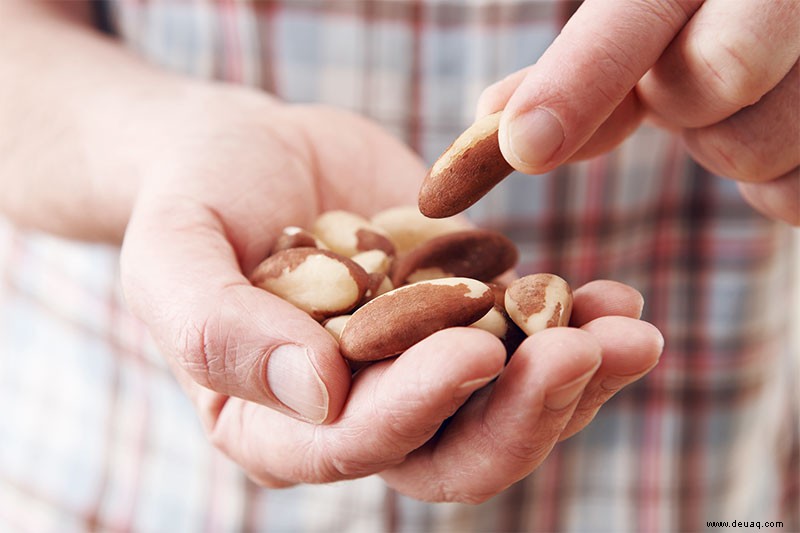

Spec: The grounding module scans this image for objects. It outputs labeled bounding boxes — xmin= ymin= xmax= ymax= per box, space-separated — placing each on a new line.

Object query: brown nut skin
xmin=271 ymin=226 xmax=323 ymax=254
xmin=418 ymin=112 xmax=514 ymax=218
xmin=473 ymin=282 xmax=526 ymax=358
xmin=505 ymin=274 xmax=573 ymax=336
xmin=250 ymin=248 xmax=369 ymax=320
xmin=339 ymin=277 xmax=495 ymax=362
xmin=391 ymin=229 xmax=519 ymax=286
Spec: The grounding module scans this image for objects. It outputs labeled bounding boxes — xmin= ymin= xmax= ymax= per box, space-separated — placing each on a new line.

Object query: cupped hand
xmin=166 ymin=279 xmax=662 ymax=502
xmin=118 ymin=84 xmax=663 ymax=501
xmin=120 ymin=85 xmax=426 ymax=425
xmin=477 ymin=0 xmax=799 ymax=225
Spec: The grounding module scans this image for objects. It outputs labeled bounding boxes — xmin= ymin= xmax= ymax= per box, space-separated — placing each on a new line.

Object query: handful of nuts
xmin=250 ymin=206 xmax=573 ymax=364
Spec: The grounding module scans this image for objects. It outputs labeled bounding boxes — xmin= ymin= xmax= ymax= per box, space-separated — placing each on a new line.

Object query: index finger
xmin=499 ymin=0 xmax=700 ymax=173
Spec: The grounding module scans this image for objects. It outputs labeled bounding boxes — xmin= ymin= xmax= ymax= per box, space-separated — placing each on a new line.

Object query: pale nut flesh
xmin=471 ymin=282 xmax=526 ymax=356
xmin=418 ymin=111 xmax=514 ymax=218
xmin=339 ymin=277 xmax=495 ymax=362
xmin=360 ymin=272 xmax=394 ymax=305
xmin=351 ymin=249 xmax=392 ymax=275
xmin=391 ymin=229 xmax=518 ymax=286
xmin=370 ymin=205 xmax=467 ymax=255
xmin=322 ymin=315 xmax=352 ymax=342
xmin=250 ymin=248 xmax=369 ymax=320
xmin=312 ymin=210 xmax=396 ymax=258
xmin=504 ymin=274 xmax=573 ymax=336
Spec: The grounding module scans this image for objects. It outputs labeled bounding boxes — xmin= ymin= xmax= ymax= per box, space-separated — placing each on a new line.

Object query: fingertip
xmin=496 ymin=328 xmax=601 ymax=413
xmin=571 ymin=280 xmax=645 ymax=325
xmin=514 ymin=327 xmax=602 ymax=385
xmin=581 ymin=316 xmax=665 ymax=373
xmin=475 ymin=67 xmax=532 ymax=120
xmin=415 ymin=327 xmax=507 ymax=378
xmin=475 ymin=83 xmax=505 ymax=120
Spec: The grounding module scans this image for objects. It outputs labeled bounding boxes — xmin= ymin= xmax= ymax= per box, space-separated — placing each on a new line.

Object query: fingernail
xmin=267 ymin=344 xmax=329 ymax=423
xmin=544 ymin=366 xmax=596 ymax=411
xmin=507 ymin=108 xmax=565 ymax=168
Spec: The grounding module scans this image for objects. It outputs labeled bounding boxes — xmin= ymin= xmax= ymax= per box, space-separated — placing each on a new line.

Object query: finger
xmin=638 ymin=0 xmax=800 ymax=128
xmin=381 ymin=328 xmax=601 ymax=503
xmin=566 ymin=90 xmax=646 ymax=162
xmin=559 ymin=317 xmax=664 ymax=440
xmin=209 ymin=328 xmax=506 ymax=485
xmin=121 ymin=196 xmax=352 ymax=424
xmin=570 ymin=279 xmax=645 ymax=326
xmin=475 ymin=66 xmax=532 ymax=119
xmin=737 ymin=169 xmax=800 ymax=226
xmin=498 ymin=0 xmax=698 ymax=174
xmin=682 ymin=61 xmax=800 ymax=183
xmin=479 ymin=74 xmax=645 ymax=163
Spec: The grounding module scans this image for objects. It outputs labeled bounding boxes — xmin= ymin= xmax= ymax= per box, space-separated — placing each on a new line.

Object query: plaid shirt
xmin=1 ymin=1 xmax=797 ymax=532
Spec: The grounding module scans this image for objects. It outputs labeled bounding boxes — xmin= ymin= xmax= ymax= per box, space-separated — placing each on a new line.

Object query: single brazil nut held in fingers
xmin=391 ymin=229 xmax=518 ymax=286
xmin=505 ymin=274 xmax=573 ymax=336
xmin=312 ymin=210 xmax=396 ymax=258
xmin=339 ymin=277 xmax=495 ymax=362
xmin=250 ymin=248 xmax=369 ymax=320
xmin=418 ymin=111 xmax=514 ymax=218
xmin=370 ymin=205 xmax=467 ymax=255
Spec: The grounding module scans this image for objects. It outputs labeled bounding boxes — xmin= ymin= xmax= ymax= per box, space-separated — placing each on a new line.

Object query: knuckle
xmin=382 ymin=401 xmax=441 ymax=444
xmin=172 ymin=288 xmax=257 ymax=392
xmin=480 ymin=417 xmax=547 ymax=466
xmin=324 ymin=445 xmax=400 ymax=480
xmin=174 ymin=308 xmax=221 ymax=385
xmin=322 ymin=424 xmax=405 ymax=480
xmin=639 ymin=0 xmax=696 ymax=28
xmin=180 ymin=315 xmax=240 ymax=390
xmin=589 ymin=35 xmax=640 ymax=106
xmin=430 ymin=469 xmax=501 ymax=504
xmin=325 ymin=454 xmax=384 ymax=480
xmin=695 ymin=34 xmax=768 ymax=110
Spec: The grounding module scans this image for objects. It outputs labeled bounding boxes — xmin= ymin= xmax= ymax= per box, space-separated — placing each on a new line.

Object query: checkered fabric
xmin=0 ymin=1 xmax=797 ymax=532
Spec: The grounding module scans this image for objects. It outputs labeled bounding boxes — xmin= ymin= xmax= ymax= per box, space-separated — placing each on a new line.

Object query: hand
xmin=120 ymin=86 xmax=426 ymax=426
xmin=118 ymin=84 xmax=663 ymax=501
xmin=167 ymin=279 xmax=663 ymax=502
xmin=477 ymin=0 xmax=799 ymax=225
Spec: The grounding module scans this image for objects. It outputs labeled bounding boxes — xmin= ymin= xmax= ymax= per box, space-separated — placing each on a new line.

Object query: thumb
xmin=121 ymin=195 xmax=351 ymax=424
xmin=498 ymin=0 xmax=698 ymax=174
